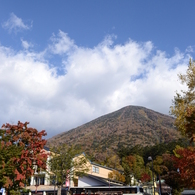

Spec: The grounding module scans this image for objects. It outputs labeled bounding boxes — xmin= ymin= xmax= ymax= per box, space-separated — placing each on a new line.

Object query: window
xmin=92 ymin=166 xmax=99 ymax=173
xmin=35 ymin=176 xmax=45 ymax=185
xmin=40 ymin=177 xmax=45 ymax=185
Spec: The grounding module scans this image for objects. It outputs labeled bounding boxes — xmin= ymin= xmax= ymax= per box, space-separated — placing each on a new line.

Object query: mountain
xmin=47 ymin=106 xmax=180 ymax=158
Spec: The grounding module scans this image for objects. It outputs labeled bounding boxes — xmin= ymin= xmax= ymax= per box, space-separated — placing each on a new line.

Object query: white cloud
xmin=0 ymin=31 xmax=192 ymax=138
xmin=21 ymin=39 xmax=33 ymax=50
xmin=2 ymin=13 xmax=32 ymax=33
xmin=49 ymin=30 xmax=76 ymax=55
xmin=185 ymin=46 xmax=194 ymax=53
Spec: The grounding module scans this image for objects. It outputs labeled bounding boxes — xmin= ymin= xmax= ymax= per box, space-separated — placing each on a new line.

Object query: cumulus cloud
xmin=0 ymin=31 xmax=192 ymax=138
xmin=2 ymin=13 xmax=32 ymax=33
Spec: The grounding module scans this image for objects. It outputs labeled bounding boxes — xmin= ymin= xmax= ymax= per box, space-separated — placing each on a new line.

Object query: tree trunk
xmin=57 ymin=185 xmax=62 ymax=195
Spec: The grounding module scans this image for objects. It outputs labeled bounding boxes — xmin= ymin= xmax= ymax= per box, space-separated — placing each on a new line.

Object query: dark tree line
xmin=117 ymin=137 xmax=189 ymax=165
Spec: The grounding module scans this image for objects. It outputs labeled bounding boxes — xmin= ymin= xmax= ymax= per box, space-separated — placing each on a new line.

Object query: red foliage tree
xmin=0 ymin=121 xmax=47 ymax=192
xmin=140 ymin=173 xmax=151 ymax=183
xmin=162 ymin=153 xmax=185 ymax=195
xmin=173 ymin=146 xmax=195 ymax=188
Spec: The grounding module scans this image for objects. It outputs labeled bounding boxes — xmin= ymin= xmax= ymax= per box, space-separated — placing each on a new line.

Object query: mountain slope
xmin=47 ymin=106 xmax=180 ymax=157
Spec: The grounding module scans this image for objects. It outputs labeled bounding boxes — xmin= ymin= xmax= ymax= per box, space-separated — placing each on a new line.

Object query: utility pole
xmin=148 ymin=156 xmax=155 ymax=195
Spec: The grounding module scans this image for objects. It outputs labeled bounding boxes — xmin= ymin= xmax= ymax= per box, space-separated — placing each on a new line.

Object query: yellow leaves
xmin=153 ymin=155 xmax=168 ymax=175
xmin=106 ymin=154 xmax=123 ymax=170
xmin=171 ymin=59 xmax=195 ymax=141
xmin=173 ymin=145 xmax=183 ymax=158
xmin=108 ymin=170 xmax=125 ymax=183
xmin=108 ymin=171 xmax=114 ymax=179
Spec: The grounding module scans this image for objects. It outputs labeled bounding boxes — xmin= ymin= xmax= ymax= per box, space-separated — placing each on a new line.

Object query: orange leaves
xmin=15 ymin=169 xmax=25 ymax=181
xmin=5 ymin=141 xmax=12 ymax=147
xmin=1 ymin=140 xmax=5 ymax=148
xmin=4 ymin=177 xmax=13 ymax=188
xmin=171 ymin=60 xmax=195 ymax=141
xmin=19 ymin=182 xmax=24 ymax=187
xmin=126 ymin=155 xmax=136 ymax=168
xmin=108 ymin=170 xmax=125 ymax=183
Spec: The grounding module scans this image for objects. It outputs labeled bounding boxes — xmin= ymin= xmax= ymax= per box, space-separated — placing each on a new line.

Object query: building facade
xmin=25 ymin=150 xmax=123 ymax=195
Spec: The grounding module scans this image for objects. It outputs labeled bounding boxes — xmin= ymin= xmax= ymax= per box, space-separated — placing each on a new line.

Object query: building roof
xmin=182 ymin=190 xmax=195 ymax=195
xmin=43 ymin=146 xmax=50 ymax=151
xmin=79 ymin=174 xmax=124 ymax=186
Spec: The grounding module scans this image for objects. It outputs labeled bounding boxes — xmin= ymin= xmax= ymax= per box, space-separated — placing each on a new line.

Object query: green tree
xmin=49 ymin=144 xmax=89 ymax=195
xmin=122 ymin=154 xmax=144 ymax=185
xmin=106 ymin=154 xmax=123 ymax=170
xmin=133 ymin=155 xmax=145 ymax=180
xmin=0 ymin=121 xmax=47 ymax=194
xmin=122 ymin=160 xmax=133 ymax=185
xmin=170 ymin=59 xmax=195 ymax=142
xmin=153 ymin=156 xmax=168 ymax=175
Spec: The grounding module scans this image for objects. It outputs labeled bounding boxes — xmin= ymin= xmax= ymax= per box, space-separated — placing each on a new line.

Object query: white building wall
xmin=30 ymin=176 xmax=34 ymax=185
xmin=78 ymin=176 xmax=106 ymax=187
xmin=44 ymin=172 xmax=50 ymax=185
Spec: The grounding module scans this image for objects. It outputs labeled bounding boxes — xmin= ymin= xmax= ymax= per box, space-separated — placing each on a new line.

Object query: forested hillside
xmin=47 ymin=105 xmax=181 ymax=163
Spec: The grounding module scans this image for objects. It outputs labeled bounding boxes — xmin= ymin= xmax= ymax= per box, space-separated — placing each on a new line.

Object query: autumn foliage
xmin=170 ymin=59 xmax=195 ymax=189
xmin=140 ymin=173 xmax=150 ymax=183
xmin=0 ymin=121 xmax=47 ymax=191
xmin=170 ymin=59 xmax=195 ymax=141
xmin=108 ymin=170 xmax=125 ymax=183
xmin=173 ymin=146 xmax=195 ymax=188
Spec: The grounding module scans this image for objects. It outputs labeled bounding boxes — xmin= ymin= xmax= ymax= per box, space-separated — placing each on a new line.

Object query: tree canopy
xmin=108 ymin=170 xmax=125 ymax=183
xmin=169 ymin=59 xmax=195 ymax=191
xmin=0 ymin=121 xmax=47 ymax=193
xmin=49 ymin=144 xmax=89 ymax=195
xmin=173 ymin=146 xmax=195 ymax=188
xmin=170 ymin=59 xmax=195 ymax=142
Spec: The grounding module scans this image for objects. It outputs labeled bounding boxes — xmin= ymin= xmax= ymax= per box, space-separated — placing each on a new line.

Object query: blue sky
xmin=0 ymin=1 xmax=195 ymax=138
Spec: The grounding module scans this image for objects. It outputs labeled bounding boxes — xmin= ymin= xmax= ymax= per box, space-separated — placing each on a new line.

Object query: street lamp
xmin=148 ymin=156 xmax=155 ymax=195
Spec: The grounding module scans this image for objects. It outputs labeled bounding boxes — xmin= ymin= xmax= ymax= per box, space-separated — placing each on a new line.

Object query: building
xmin=25 ymin=149 xmax=124 ymax=195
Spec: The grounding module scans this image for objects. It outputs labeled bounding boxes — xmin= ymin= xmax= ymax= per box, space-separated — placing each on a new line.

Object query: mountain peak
xmin=46 ymin=105 xmax=180 ymax=161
